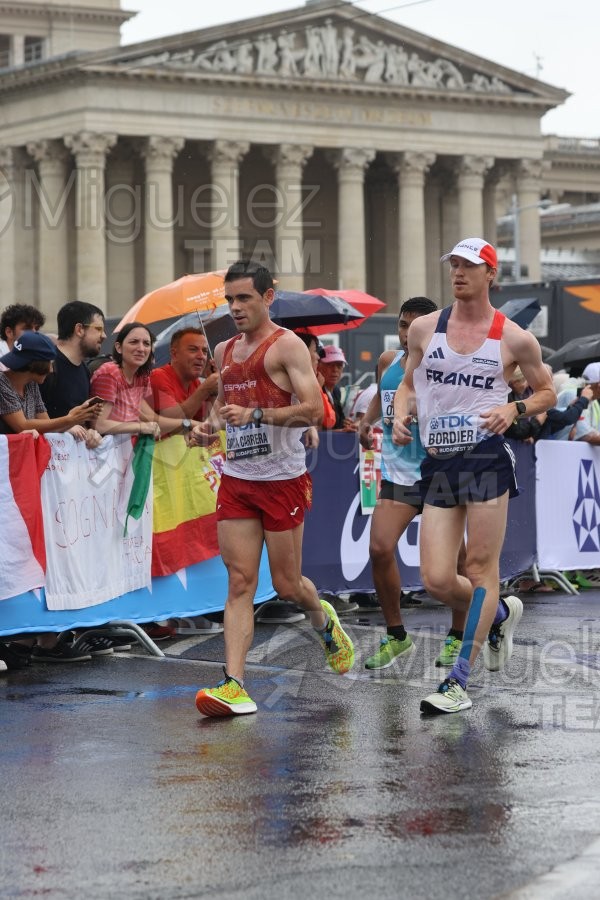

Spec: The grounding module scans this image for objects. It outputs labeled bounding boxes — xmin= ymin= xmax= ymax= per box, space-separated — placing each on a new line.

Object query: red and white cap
xmin=440 ymin=238 xmax=497 ymax=268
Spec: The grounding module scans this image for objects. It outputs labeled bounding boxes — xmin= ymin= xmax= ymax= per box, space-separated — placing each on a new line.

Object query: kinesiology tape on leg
xmin=457 ymin=586 xmax=486 ymax=662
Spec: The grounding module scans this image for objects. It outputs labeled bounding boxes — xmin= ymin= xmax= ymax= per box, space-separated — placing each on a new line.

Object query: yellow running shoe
xmin=318 ymin=599 xmax=355 ymax=674
xmin=195 ymin=670 xmax=257 ymax=717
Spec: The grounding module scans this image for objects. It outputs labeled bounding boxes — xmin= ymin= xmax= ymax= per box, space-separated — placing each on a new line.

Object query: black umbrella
xmin=546 ymin=334 xmax=600 ymax=372
xmin=269 ymin=290 xmax=364 ymax=329
xmin=152 ymin=306 xmax=237 ymax=368
xmin=498 ymin=298 xmax=542 ymax=330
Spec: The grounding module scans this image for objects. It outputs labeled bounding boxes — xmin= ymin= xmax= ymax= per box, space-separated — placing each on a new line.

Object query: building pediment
xmin=99 ymin=1 xmax=565 ymax=103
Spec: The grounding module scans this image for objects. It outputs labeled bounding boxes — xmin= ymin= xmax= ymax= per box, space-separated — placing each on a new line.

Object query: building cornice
xmin=0 ymin=2 xmax=134 ymax=25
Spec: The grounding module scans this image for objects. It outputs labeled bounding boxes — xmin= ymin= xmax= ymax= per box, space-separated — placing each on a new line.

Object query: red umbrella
xmin=303 ymin=288 xmax=386 ymax=334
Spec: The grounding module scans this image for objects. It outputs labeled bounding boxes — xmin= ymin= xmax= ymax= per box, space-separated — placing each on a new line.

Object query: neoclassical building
xmin=1 ymin=0 xmax=598 ymax=323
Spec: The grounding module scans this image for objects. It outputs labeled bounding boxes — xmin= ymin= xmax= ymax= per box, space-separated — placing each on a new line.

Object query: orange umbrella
xmin=115 ymin=271 xmax=228 ymax=331
xmin=303 ymin=288 xmax=386 ymax=334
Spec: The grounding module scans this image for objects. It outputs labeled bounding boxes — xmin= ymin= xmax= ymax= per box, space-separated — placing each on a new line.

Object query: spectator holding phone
xmin=0 ymin=331 xmax=98 ymax=435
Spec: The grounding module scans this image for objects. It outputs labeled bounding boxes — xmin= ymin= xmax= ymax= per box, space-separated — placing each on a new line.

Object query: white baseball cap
xmin=440 ymin=237 xmax=498 ymax=268
xmin=582 ymin=362 xmax=600 ymax=384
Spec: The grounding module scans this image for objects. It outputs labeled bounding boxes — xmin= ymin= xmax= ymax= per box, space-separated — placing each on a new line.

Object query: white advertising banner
xmin=535 ymin=441 xmax=600 ymax=571
xmin=41 ymin=434 xmax=152 ymax=610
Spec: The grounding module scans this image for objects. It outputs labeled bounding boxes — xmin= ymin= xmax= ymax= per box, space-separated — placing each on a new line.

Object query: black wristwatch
xmin=252 ymin=407 xmax=264 ymax=426
xmin=515 ymin=401 xmax=527 ymax=417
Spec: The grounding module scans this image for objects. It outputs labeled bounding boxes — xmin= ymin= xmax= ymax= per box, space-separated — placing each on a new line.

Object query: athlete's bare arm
xmin=358 ymin=349 xmax=393 ymax=449
xmin=220 ymin=332 xmax=323 ymax=428
xmin=480 ymin=323 xmax=557 ymax=435
xmin=392 ymin=313 xmax=437 ymax=445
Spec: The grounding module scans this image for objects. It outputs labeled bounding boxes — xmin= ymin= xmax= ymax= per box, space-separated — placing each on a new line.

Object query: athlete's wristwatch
xmin=181 ymin=417 xmax=192 ymax=433
xmin=514 ymin=401 xmax=527 ymax=417
xmin=252 ymin=407 xmax=264 ymax=426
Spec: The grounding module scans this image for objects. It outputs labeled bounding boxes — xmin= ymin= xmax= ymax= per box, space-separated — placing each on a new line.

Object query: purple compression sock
xmin=449 ymin=656 xmax=471 ymax=689
xmin=493 ymin=599 xmax=509 ymax=626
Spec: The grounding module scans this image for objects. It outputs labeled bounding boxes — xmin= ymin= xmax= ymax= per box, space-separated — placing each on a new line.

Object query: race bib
xmin=225 ymin=422 xmax=272 ymax=460
xmin=381 ymin=389 xmax=395 ymax=427
xmin=425 ymin=412 xmax=478 ymax=456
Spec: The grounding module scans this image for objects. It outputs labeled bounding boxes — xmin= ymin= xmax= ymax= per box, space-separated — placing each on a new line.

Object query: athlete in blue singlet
xmin=359 ymin=297 xmax=466 ymax=671
xmin=393 ymin=238 xmax=556 ymax=715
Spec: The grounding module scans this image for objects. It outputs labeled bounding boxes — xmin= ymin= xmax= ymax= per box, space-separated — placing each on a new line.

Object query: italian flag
xmin=0 ymin=434 xmax=50 ymax=601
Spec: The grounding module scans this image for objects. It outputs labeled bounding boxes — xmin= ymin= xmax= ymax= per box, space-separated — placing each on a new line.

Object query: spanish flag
xmin=151 ymin=433 xmax=225 ymax=577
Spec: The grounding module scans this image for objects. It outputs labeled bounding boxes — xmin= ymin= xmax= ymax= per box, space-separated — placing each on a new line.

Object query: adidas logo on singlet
xmin=428 ymin=348 xmax=445 ymax=360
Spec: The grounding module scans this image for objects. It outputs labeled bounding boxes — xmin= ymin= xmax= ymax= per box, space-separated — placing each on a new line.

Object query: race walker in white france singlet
xmin=413 ymin=307 xmax=509 ymax=457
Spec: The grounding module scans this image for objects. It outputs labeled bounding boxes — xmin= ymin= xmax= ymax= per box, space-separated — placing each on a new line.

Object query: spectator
xmin=150 ymin=327 xmax=219 ymax=425
xmin=39 ymin=300 xmax=106 ymax=450
xmin=91 ymin=322 xmax=192 ymax=440
xmin=0 ymin=303 xmax=45 ymax=358
xmin=297 ymin=332 xmax=335 ymax=432
xmin=317 ymin=345 xmax=352 ymax=430
xmin=0 ymin=331 xmax=98 ymax=436
xmin=555 ymin=362 xmax=600 ymax=444
xmin=348 ymin=381 xmax=378 ymax=424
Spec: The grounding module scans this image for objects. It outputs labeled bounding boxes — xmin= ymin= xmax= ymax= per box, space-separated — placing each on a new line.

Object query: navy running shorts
xmin=419 ymin=434 xmax=519 ymax=509
xmin=379 ymin=478 xmax=423 ymax=511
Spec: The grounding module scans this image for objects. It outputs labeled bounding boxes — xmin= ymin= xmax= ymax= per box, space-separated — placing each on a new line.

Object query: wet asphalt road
xmin=2 ymin=590 xmax=600 ymax=900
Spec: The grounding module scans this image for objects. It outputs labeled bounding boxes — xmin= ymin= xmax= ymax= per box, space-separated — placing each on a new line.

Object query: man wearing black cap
xmin=393 ymin=237 xmax=556 ymax=714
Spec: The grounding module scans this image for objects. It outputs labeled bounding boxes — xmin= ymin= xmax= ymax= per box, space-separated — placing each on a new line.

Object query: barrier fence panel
xmin=536 ymin=440 xmax=600 ymax=571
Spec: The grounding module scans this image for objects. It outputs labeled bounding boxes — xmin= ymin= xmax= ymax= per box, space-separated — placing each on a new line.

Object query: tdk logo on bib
xmin=430 ymin=415 xmax=475 ymax=430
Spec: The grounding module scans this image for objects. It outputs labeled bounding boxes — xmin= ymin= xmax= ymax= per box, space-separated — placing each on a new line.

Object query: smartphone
xmin=87 ymin=396 xmax=105 ymax=406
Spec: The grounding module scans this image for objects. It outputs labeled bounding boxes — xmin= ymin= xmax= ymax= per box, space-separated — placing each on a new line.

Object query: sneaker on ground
xmin=76 ymin=635 xmax=115 ymax=656
xmin=435 ymin=636 xmax=462 ymax=667
xmin=31 ymin=640 xmax=92 ymax=663
xmin=365 ymin=634 xmax=414 ymax=670
xmin=0 ymin=641 xmax=32 ymax=670
xmin=328 ymin=596 xmax=359 ymax=615
xmin=420 ymin=678 xmax=472 ymax=714
xmin=482 ymin=594 xmax=523 ymax=672
xmin=401 ymin=591 xmax=423 ymax=607
xmin=0 ymin=659 xmax=6 ymax=672
xmin=195 ymin=670 xmax=257 ymax=717
xmin=318 ymin=599 xmax=355 ymax=674
xmin=255 ymin=601 xmax=305 ymax=624
xmin=143 ymin=622 xmax=176 ymax=641
xmin=168 ymin=616 xmax=225 ymax=635
xmin=105 ymin=635 xmax=133 ymax=650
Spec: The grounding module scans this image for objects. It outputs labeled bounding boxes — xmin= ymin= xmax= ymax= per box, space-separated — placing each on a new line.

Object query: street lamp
xmin=510 ymin=193 xmax=553 ymax=282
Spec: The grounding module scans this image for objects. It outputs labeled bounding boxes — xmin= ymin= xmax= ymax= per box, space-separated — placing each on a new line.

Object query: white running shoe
xmin=483 ymin=594 xmax=523 ymax=672
xmin=420 ymin=678 xmax=472 ymax=715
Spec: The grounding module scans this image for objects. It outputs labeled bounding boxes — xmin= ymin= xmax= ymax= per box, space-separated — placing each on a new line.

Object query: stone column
xmin=393 ymin=151 xmax=435 ymax=300
xmin=456 ymin=155 xmax=493 ymax=239
xmin=105 ymin=149 xmax=138 ymax=316
xmin=424 ymin=175 xmax=443 ymax=303
xmin=483 ymin=165 xmax=505 ymax=249
xmin=64 ymin=131 xmax=116 ymax=307
xmin=207 ymin=140 xmax=249 ymax=270
xmin=26 ymin=140 xmax=71 ymax=322
xmin=141 ymin=136 xmax=184 ymax=292
xmin=0 ymin=148 xmax=17 ymax=307
xmin=12 ymin=35 xmax=24 ymax=67
xmin=515 ymin=159 xmax=545 ymax=282
xmin=264 ymin=143 xmax=313 ymax=291
xmin=328 ymin=148 xmax=375 ymax=290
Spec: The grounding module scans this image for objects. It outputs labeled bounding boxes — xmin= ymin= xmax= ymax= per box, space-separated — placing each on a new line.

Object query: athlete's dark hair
xmin=57 ymin=300 xmax=105 ymax=340
xmin=224 ymin=260 xmax=274 ymax=295
xmin=400 ymin=296 xmax=437 ymax=317
xmin=296 ymin=331 xmax=326 ymax=359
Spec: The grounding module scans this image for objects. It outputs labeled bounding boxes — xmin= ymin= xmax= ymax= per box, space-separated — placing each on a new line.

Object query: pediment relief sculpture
xmin=122 ymin=19 xmax=516 ymax=94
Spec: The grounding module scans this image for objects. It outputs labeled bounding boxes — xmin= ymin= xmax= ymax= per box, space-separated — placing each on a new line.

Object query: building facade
xmin=2 ymin=0 xmax=598 ymax=324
